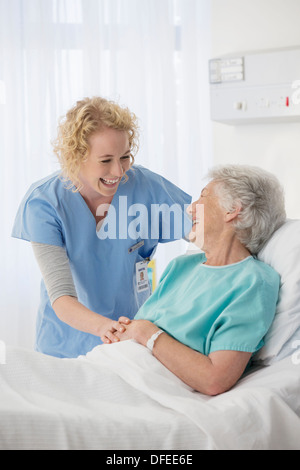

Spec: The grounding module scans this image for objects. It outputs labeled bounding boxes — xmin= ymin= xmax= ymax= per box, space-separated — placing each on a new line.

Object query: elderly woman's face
xmin=79 ymin=127 xmax=131 ymax=198
xmin=187 ymin=181 xmax=226 ymax=248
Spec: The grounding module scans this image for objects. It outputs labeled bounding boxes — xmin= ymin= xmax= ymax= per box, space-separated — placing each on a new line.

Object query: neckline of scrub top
xmin=73 ymin=173 xmax=127 ymax=229
xmin=200 ymin=255 xmax=253 ymax=269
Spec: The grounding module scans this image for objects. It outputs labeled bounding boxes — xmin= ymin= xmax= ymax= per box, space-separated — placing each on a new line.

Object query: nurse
xmin=12 ymin=97 xmax=191 ymax=358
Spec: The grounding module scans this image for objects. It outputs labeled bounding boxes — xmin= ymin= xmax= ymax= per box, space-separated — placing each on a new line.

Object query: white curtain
xmin=0 ymin=0 xmax=212 ymax=349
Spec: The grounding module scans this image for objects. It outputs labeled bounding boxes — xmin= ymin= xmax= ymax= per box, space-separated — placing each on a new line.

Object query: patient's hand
xmin=116 ymin=319 xmax=160 ymax=347
xmin=100 ymin=316 xmax=131 ymax=344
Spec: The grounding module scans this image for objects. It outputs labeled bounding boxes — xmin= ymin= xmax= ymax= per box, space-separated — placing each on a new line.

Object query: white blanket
xmin=1 ymin=340 xmax=300 ymax=450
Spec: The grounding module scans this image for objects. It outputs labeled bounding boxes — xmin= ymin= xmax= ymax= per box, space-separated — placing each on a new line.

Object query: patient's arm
xmin=152 ymin=333 xmax=251 ymax=396
xmin=115 ymin=320 xmax=251 ymax=396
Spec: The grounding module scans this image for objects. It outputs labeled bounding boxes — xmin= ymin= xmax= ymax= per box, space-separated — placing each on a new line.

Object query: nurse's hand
xmin=100 ymin=316 xmax=131 ymax=344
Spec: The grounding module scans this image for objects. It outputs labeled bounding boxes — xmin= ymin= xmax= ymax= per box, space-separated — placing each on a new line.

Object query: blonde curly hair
xmin=52 ymin=97 xmax=139 ymax=190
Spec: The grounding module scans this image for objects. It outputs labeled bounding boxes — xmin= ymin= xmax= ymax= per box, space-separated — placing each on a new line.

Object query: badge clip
xmin=128 ymin=240 xmax=144 ymax=253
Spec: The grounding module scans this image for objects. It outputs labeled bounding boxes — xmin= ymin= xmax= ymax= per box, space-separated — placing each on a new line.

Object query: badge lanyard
xmin=129 ymin=240 xmax=150 ymax=293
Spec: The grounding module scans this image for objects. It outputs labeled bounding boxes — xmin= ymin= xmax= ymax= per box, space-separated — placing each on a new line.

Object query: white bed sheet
xmin=1 ymin=340 xmax=300 ymax=450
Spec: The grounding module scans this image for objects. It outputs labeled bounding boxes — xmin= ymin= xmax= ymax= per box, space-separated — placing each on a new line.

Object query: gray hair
xmin=207 ymin=164 xmax=286 ymax=254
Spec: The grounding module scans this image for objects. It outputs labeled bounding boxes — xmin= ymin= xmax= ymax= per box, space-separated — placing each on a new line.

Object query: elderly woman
xmin=107 ymin=165 xmax=286 ymax=396
xmin=12 ymin=97 xmax=191 ymax=358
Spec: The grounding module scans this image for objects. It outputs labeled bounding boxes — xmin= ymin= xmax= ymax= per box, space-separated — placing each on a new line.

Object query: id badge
xmin=136 ymin=261 xmax=149 ymax=293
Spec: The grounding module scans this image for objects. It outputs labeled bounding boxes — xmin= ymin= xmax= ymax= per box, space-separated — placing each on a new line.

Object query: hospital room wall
xmin=210 ymin=0 xmax=300 ymax=219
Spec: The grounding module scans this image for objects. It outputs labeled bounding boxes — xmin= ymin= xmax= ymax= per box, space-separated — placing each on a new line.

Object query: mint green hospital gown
xmin=135 ymin=253 xmax=280 ymax=355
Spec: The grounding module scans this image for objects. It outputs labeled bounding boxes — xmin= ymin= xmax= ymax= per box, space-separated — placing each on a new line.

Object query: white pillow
xmin=254 ymin=219 xmax=300 ymax=365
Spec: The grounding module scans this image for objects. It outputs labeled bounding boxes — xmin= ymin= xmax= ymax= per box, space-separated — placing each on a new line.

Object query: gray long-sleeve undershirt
xmin=31 ymin=242 xmax=78 ymax=305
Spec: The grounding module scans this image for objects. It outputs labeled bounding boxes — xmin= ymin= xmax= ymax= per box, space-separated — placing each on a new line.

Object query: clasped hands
xmin=101 ymin=317 xmax=160 ymax=348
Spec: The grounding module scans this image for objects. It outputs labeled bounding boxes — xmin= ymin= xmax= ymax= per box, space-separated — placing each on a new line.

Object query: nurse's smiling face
xmin=78 ymin=127 xmax=131 ymax=200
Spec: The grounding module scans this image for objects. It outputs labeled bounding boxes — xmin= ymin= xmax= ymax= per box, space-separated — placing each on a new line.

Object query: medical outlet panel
xmin=209 ymin=47 xmax=300 ymax=124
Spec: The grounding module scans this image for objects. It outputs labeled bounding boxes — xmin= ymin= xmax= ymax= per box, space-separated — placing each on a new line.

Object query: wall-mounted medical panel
xmin=209 ymin=47 xmax=300 ymax=124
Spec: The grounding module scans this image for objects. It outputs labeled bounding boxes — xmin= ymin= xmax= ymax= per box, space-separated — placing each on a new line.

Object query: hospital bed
xmin=1 ymin=219 xmax=300 ymax=450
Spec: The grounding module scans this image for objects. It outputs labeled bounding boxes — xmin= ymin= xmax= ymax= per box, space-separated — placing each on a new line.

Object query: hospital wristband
xmin=146 ymin=329 xmax=164 ymax=352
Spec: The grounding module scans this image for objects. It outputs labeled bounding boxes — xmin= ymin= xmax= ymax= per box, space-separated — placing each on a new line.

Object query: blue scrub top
xmin=12 ymin=165 xmax=192 ymax=358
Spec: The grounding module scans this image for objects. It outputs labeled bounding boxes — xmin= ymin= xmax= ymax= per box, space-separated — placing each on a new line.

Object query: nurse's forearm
xmin=52 ymin=296 xmax=114 ymax=338
xmin=31 ymin=243 xmax=128 ymax=340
